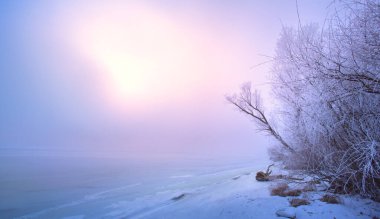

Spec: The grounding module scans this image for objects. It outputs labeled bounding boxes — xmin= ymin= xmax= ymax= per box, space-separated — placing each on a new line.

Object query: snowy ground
xmin=56 ymin=170 xmax=380 ymax=219
xmin=9 ymin=158 xmax=379 ymax=219
xmin=116 ymin=174 xmax=380 ymax=219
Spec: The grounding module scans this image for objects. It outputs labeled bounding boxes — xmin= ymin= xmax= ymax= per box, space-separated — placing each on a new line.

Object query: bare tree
xmin=226 ymin=83 xmax=295 ymax=153
xmin=228 ymin=0 xmax=380 ymax=199
xmin=272 ymin=0 xmax=380 ymax=198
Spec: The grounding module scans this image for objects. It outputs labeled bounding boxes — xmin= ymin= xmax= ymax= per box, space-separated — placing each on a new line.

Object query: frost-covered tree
xmin=228 ymin=0 xmax=380 ymax=199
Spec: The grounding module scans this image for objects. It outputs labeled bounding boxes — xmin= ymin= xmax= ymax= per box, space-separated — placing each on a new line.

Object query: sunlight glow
xmin=69 ymin=4 xmax=203 ymax=109
xmin=64 ymin=1 xmax=247 ymax=115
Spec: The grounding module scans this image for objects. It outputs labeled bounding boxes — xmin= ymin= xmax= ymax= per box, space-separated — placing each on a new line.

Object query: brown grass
xmin=256 ymin=171 xmax=269 ymax=181
xmin=270 ymin=183 xmax=302 ymax=197
xmin=270 ymin=183 xmax=289 ymax=196
xmin=320 ymin=194 xmax=340 ymax=204
xmin=286 ymin=189 xmax=302 ymax=196
xmin=290 ymin=198 xmax=310 ymax=207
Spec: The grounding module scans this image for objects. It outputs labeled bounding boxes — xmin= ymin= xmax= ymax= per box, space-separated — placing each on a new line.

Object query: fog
xmin=0 ymin=0 xmax=330 ymax=158
xmin=0 ymin=1 xmax=342 ymax=218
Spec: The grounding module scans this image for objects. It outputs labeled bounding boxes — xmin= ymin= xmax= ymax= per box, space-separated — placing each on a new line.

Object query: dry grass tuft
xmin=270 ymin=183 xmax=289 ymax=196
xmin=256 ymin=171 xmax=270 ymax=181
xmin=270 ymin=183 xmax=302 ymax=197
xmin=320 ymin=194 xmax=340 ymax=204
xmin=286 ymin=189 xmax=302 ymax=196
xmin=290 ymin=198 xmax=310 ymax=207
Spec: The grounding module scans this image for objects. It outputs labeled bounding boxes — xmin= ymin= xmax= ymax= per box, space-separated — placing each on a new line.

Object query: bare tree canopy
xmin=228 ymin=0 xmax=380 ymax=200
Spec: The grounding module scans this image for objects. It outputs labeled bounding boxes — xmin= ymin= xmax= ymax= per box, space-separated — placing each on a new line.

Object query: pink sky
xmin=0 ymin=0 xmax=331 ymax=158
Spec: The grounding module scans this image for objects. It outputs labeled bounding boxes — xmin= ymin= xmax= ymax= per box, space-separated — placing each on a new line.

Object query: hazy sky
xmin=0 ymin=0 xmax=331 ymax=158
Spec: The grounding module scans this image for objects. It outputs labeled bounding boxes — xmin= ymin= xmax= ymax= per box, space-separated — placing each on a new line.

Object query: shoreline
xmin=127 ymin=171 xmax=380 ymax=219
xmin=13 ymin=164 xmax=380 ymax=219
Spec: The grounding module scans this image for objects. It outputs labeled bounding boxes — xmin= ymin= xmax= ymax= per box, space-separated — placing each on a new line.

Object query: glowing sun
xmin=70 ymin=4 xmax=198 ymax=107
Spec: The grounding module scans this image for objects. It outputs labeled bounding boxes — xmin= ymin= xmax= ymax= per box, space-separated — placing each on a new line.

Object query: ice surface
xmin=1 ymin=154 xmax=379 ymax=219
xmin=1 ymin=154 xmax=266 ymax=218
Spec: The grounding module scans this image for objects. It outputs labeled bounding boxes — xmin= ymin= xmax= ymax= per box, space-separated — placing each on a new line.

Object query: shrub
xmin=228 ymin=0 xmax=380 ymax=200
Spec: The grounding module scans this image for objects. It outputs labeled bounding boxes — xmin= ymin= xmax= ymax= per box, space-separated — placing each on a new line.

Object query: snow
xmin=102 ymin=171 xmax=380 ymax=219
xmin=15 ymin=165 xmax=380 ymax=219
xmin=276 ymin=207 xmax=296 ymax=218
xmin=61 ymin=216 xmax=84 ymax=219
xmin=124 ymin=174 xmax=380 ymax=219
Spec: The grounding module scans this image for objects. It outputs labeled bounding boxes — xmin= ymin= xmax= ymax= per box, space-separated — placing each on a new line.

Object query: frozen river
xmin=0 ymin=153 xmax=264 ymax=218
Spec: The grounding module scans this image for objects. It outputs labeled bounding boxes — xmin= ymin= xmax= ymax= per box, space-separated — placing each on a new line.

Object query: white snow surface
xmin=18 ymin=167 xmax=380 ymax=219
xmin=114 ymin=174 xmax=380 ymax=219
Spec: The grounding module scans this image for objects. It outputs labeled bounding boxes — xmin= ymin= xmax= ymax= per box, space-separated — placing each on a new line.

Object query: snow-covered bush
xmin=228 ymin=0 xmax=380 ymax=200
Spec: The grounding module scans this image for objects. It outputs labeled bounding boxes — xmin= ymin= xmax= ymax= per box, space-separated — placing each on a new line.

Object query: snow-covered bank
xmin=61 ymin=171 xmax=379 ymax=219
xmin=106 ymin=172 xmax=380 ymax=219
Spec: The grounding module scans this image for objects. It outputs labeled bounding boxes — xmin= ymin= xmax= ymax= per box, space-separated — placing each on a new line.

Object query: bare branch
xmin=227 ymin=83 xmax=296 ymax=153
